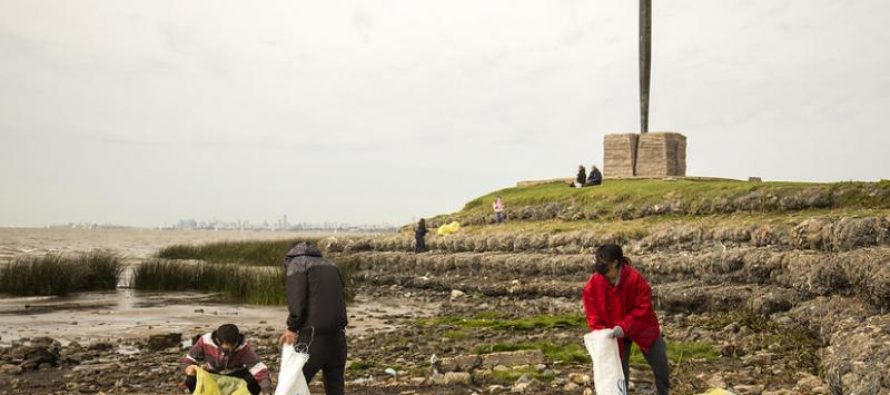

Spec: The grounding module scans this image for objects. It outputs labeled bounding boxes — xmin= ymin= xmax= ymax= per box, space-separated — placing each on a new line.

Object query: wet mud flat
xmin=0 ymin=285 xmax=835 ymax=395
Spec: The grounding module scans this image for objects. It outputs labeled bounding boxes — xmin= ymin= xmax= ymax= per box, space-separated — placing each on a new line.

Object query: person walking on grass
xmin=181 ymin=324 xmax=273 ymax=395
xmin=583 ymin=244 xmax=670 ymax=395
xmin=493 ymin=196 xmax=506 ymax=223
xmin=279 ymin=242 xmax=348 ymax=395
xmin=415 ymin=218 xmax=428 ymax=253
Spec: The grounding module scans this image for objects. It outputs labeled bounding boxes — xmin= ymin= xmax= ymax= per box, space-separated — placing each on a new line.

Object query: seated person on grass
xmin=181 ymin=324 xmax=272 ymax=395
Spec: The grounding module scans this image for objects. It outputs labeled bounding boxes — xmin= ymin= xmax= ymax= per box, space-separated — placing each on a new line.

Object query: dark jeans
xmin=185 ymin=368 xmax=261 ymax=395
xmin=621 ymin=335 xmax=670 ymax=395
xmin=494 ymin=212 xmax=505 ymax=223
xmin=301 ymin=329 xmax=347 ymax=395
xmin=415 ymin=236 xmax=426 ymax=253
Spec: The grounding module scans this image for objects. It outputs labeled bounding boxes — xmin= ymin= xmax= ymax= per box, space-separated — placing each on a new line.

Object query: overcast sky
xmin=1 ymin=1 xmax=888 ymax=227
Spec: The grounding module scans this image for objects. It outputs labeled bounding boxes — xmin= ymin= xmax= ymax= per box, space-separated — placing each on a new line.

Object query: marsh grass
xmin=157 ymin=238 xmax=320 ymax=266
xmin=132 ymin=258 xmax=356 ymax=305
xmin=0 ymin=251 xmax=124 ymax=296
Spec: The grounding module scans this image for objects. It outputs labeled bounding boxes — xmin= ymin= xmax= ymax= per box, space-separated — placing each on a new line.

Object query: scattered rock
xmin=146 ymin=333 xmax=182 ymax=351
xmin=89 ymin=342 xmax=115 ymax=352
xmin=0 ymin=364 xmax=22 ymax=376
xmin=439 ymin=355 xmax=481 ymax=372
xmin=443 ymin=371 xmax=471 ymax=385
xmin=567 ymin=372 xmax=590 ymax=386
xmin=734 ymin=384 xmax=765 ymax=395
xmin=706 ymin=373 xmax=727 ymax=389
xmin=481 ymin=350 xmax=545 ymax=368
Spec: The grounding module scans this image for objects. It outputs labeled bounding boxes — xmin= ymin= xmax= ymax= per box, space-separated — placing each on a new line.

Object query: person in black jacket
xmin=573 ymin=165 xmax=587 ymax=187
xmin=585 ymin=165 xmax=603 ymax=186
xmin=415 ymin=218 xmax=428 ymax=253
xmin=279 ymin=242 xmax=348 ymax=395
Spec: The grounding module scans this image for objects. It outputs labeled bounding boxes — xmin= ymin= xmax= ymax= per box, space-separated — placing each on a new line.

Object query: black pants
xmin=301 ymin=330 xmax=347 ymax=395
xmin=415 ymin=236 xmax=426 ymax=252
xmin=621 ymin=335 xmax=670 ymax=395
xmin=185 ymin=369 xmax=261 ymax=395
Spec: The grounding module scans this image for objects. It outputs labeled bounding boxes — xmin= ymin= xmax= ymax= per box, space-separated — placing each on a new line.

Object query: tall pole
xmin=639 ymin=0 xmax=651 ymax=133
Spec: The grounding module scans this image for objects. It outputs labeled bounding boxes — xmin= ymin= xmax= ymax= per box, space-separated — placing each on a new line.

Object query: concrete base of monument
xmin=604 ymin=132 xmax=687 ymax=177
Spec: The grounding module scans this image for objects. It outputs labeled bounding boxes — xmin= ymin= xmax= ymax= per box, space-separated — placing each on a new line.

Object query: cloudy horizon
xmin=1 ymin=1 xmax=888 ymax=227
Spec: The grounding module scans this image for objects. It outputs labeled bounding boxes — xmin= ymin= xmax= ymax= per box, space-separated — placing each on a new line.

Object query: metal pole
xmin=639 ymin=0 xmax=651 ymax=133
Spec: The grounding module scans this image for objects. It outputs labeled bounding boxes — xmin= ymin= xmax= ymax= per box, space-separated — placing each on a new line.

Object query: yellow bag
xmin=436 ymin=221 xmax=461 ymax=236
xmin=696 ymin=389 xmax=737 ymax=395
xmin=193 ymin=367 xmax=252 ymax=395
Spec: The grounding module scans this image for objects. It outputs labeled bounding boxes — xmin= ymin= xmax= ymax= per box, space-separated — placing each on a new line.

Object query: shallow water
xmin=0 ymin=227 xmax=327 ymax=260
xmin=0 ymin=289 xmax=432 ymax=347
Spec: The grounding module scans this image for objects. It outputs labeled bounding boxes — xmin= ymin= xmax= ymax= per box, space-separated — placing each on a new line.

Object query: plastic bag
xmin=273 ymin=344 xmax=311 ymax=395
xmin=697 ymin=390 xmax=737 ymax=395
xmin=193 ymin=367 xmax=251 ymax=395
xmin=436 ymin=221 xmax=461 ymax=236
xmin=583 ymin=329 xmax=627 ymax=395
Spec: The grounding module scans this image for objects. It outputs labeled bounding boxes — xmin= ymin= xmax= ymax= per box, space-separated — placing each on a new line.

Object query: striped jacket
xmin=181 ymin=332 xmax=272 ymax=392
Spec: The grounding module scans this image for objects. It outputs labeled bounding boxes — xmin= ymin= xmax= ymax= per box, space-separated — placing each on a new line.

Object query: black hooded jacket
xmin=576 ymin=168 xmax=587 ymax=185
xmin=284 ymin=243 xmax=348 ymax=333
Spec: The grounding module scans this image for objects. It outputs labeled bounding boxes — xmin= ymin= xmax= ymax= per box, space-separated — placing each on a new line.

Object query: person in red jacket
xmin=582 ymin=244 xmax=670 ymax=395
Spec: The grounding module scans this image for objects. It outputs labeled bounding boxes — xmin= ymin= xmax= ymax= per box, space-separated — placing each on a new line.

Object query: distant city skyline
xmin=30 ymin=216 xmax=397 ymax=232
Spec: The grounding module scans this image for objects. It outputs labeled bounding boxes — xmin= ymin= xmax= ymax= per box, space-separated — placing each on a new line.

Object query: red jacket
xmin=582 ymin=263 xmax=661 ymax=357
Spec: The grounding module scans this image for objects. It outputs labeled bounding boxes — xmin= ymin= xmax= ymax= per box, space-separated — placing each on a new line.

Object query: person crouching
xmin=181 ymin=324 xmax=272 ymax=395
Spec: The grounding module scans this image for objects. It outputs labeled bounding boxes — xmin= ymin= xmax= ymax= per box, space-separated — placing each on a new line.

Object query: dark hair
xmin=595 ymin=244 xmax=625 ymax=268
xmin=214 ymin=324 xmax=241 ymax=345
xmin=418 ymin=218 xmax=426 ymax=226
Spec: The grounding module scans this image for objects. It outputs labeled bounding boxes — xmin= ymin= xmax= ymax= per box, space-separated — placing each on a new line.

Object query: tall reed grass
xmin=0 ymin=251 xmax=124 ymax=296
xmin=132 ymin=260 xmax=287 ymax=305
xmin=157 ymin=238 xmax=319 ymax=266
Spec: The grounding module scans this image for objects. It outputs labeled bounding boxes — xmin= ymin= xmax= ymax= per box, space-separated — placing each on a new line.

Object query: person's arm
xmin=241 ymin=346 xmax=273 ymax=394
xmin=180 ymin=336 xmax=205 ymax=374
xmin=286 ymin=262 xmax=310 ymax=332
xmin=615 ymin=277 xmax=654 ymax=338
xmin=582 ymin=278 xmax=607 ymax=330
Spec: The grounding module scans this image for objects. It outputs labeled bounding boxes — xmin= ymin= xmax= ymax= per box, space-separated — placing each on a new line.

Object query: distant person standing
xmin=585 ymin=165 xmax=603 ymax=187
xmin=415 ymin=218 xmax=428 ymax=253
xmin=493 ymin=196 xmax=506 ymax=223
xmin=279 ymin=242 xmax=348 ymax=395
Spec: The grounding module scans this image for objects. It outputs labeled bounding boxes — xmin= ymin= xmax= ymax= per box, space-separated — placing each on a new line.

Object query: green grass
xmin=0 ymin=251 xmax=124 ymax=296
xmin=443 ymin=329 xmax=474 ymax=340
xmin=418 ymin=312 xmax=586 ymax=331
xmin=427 ymin=178 xmax=890 ymax=225
xmin=348 ymin=360 xmax=376 ymax=373
xmin=475 ymin=341 xmax=590 ymax=364
xmin=157 ymin=238 xmax=321 ymax=266
xmin=474 ymin=339 xmax=718 ymax=369
xmin=454 ymin=207 xmax=890 ymax=237
xmin=131 ymin=260 xmax=287 ymax=305
xmin=132 ymin=259 xmax=356 ymax=305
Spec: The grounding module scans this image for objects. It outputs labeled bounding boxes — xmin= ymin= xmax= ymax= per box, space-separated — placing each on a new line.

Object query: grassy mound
xmin=428 ymin=179 xmax=890 ymax=226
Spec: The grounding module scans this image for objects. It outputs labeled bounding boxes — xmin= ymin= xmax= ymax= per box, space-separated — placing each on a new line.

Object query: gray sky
xmin=1 ymin=1 xmax=888 ymax=227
